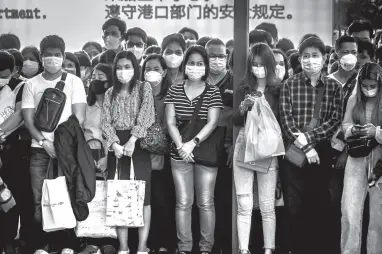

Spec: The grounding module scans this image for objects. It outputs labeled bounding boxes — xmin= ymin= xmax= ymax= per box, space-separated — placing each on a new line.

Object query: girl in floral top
xmin=101 ymin=51 xmax=155 ymax=254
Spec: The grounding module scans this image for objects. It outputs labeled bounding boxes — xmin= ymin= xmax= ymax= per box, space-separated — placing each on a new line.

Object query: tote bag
xmin=106 ymin=159 xmax=145 ymax=227
xmin=0 ymin=83 xmax=24 ymax=137
xmin=41 ymin=176 xmax=76 ymax=232
xmin=75 ymin=181 xmax=117 ymax=238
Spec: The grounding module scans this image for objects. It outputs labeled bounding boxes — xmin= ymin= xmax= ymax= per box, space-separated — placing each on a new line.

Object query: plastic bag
xmin=244 ymin=96 xmax=285 ymax=162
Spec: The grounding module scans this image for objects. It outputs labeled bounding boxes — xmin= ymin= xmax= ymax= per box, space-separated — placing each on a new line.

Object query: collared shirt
xmin=279 ymin=72 xmax=343 ymax=153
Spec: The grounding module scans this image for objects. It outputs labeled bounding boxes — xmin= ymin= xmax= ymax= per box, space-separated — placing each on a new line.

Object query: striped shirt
xmin=279 ymin=72 xmax=343 ymax=153
xmin=164 ymin=82 xmax=223 ymax=160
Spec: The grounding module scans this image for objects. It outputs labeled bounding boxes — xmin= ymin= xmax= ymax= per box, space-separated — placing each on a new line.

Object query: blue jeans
xmin=341 ymin=155 xmax=382 ymax=254
xmin=171 ymin=159 xmax=217 ymax=252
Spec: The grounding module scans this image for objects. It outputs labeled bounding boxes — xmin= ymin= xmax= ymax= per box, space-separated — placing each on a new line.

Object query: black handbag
xmin=345 ymin=135 xmax=378 ymax=158
xmin=285 ymin=84 xmax=325 ymax=168
xmin=173 ymin=86 xmax=226 ymax=167
xmin=34 ymin=72 xmax=67 ymax=132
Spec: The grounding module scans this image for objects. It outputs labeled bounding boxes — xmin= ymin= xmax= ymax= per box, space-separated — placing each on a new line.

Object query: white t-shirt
xmin=22 ymin=73 xmax=87 ymax=148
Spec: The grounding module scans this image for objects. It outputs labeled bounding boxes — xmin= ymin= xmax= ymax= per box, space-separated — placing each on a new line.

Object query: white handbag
xmin=106 ymin=158 xmax=145 ymax=227
xmin=41 ymin=176 xmax=76 ymax=232
xmin=75 ymin=181 xmax=117 ymax=238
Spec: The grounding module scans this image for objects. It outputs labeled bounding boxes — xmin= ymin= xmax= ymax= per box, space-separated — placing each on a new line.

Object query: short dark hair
xmin=40 ymin=35 xmax=65 ymax=55
xmin=205 ymin=38 xmax=225 ymax=49
xmin=100 ymin=49 xmax=117 ymax=65
xmin=286 ymin=49 xmax=298 ymax=58
xmin=255 ymin=22 xmax=278 ymax=41
xmin=6 ymin=49 xmax=23 ymax=73
xmin=74 ymin=51 xmax=92 ymax=68
xmin=141 ymin=53 xmax=171 ymax=99
xmin=146 ymin=36 xmax=158 ymax=47
xmin=358 ymin=40 xmax=376 ymax=59
xmin=249 ymin=29 xmax=273 ymax=47
xmin=161 ymin=33 xmax=186 ymax=53
xmin=91 ymin=55 xmax=100 ymax=68
xmin=196 ymin=36 xmax=212 ymax=48
xmin=179 ymin=27 xmax=199 ymax=40
xmin=0 ymin=50 xmax=15 ymax=72
xmin=65 ymin=52 xmax=81 ymax=78
xmin=376 ymin=47 xmax=382 ymax=62
xmin=143 ymin=46 xmax=161 ymax=58
xmin=335 ymin=35 xmax=358 ymax=53
xmin=347 ymin=20 xmax=374 ymax=38
xmin=125 ymin=27 xmax=147 ymax=43
xmin=226 ymin=39 xmax=234 ymax=48
xmin=275 ymin=38 xmax=294 ymax=54
xmin=82 ymin=41 xmax=103 ymax=54
xmin=111 ymin=51 xmax=140 ymax=99
xmin=183 ymin=45 xmax=209 ymax=81
xmin=298 ymin=36 xmax=326 ymax=56
xmin=325 ymin=45 xmax=332 ymax=55
xmin=102 ymin=18 xmax=127 ymax=35
xmin=289 ymin=52 xmax=301 ymax=72
xmin=0 ymin=33 xmax=21 ymax=50
xmin=299 ymin=33 xmax=319 ymax=46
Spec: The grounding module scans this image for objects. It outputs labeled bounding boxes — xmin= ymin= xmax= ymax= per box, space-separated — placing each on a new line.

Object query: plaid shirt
xmin=280 ymin=72 xmax=344 ymax=153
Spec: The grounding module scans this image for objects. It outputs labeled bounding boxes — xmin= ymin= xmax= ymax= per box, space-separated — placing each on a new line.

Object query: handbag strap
xmin=188 ymin=84 xmax=209 ymax=132
xmin=55 ymin=72 xmax=67 ymax=91
xmin=46 ymin=158 xmax=59 ymax=179
xmin=86 ymin=138 xmax=104 ymax=150
xmin=115 ymin=157 xmax=136 ymax=180
xmin=308 ymin=83 xmax=325 ymax=128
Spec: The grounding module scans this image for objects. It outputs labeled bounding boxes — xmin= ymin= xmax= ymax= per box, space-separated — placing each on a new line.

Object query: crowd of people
xmin=0 ymin=14 xmax=381 ymax=254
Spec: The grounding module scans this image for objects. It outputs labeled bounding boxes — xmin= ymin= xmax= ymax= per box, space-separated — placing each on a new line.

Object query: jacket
xmin=54 ymin=115 xmax=96 ymax=221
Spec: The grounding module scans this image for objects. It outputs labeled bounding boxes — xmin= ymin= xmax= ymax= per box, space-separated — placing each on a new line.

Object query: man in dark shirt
xmin=279 ymin=37 xmax=343 ymax=254
xmin=0 ymin=50 xmax=33 ymax=254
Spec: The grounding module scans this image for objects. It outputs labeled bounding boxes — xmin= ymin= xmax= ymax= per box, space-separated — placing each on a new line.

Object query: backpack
xmin=34 ymin=72 xmax=68 ymax=132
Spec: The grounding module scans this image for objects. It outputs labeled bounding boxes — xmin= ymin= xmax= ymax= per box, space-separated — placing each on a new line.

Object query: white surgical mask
xmin=105 ymin=36 xmax=121 ymax=50
xmin=164 ymin=54 xmax=183 ymax=68
xmin=22 ymin=60 xmax=39 ymax=77
xmin=127 ymin=46 xmax=144 ymax=61
xmin=362 ymin=87 xmax=378 ymax=97
xmin=80 ymin=69 xmax=86 ymax=79
xmin=288 ymin=68 xmax=293 ymax=77
xmin=275 ymin=65 xmax=286 ymax=80
xmin=0 ymin=78 xmax=10 ymax=88
xmin=117 ymin=69 xmax=134 ymax=83
xmin=252 ymin=66 xmax=266 ymax=79
xmin=42 ymin=57 xmax=63 ymax=74
xmin=301 ymin=57 xmax=323 ymax=76
xmin=209 ymin=58 xmax=226 ymax=74
xmin=340 ymin=54 xmax=357 ymax=72
xmin=144 ymin=71 xmax=163 ymax=87
xmin=186 ymin=65 xmax=205 ymax=81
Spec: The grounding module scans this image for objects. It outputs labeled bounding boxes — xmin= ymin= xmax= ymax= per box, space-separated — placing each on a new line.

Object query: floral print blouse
xmin=101 ymin=81 xmax=155 ymax=149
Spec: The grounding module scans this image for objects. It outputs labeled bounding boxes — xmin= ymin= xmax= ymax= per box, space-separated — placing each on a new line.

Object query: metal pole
xmin=233 ymin=0 xmax=249 ymax=253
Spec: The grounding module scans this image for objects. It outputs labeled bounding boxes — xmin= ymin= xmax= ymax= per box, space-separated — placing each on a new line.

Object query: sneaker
xmin=78 ymin=245 xmax=101 ymax=254
xmin=176 ymin=252 xmax=190 ymax=254
xmin=102 ymin=245 xmax=117 ymax=254
xmin=137 ymin=249 xmax=150 ymax=254
xmin=158 ymin=247 xmax=168 ymax=253
xmin=61 ymin=249 xmax=74 ymax=254
xmin=200 ymin=252 xmax=211 ymax=254
xmin=117 ymin=251 xmax=129 ymax=254
xmin=238 ymin=251 xmax=251 ymax=254
xmin=34 ymin=250 xmax=49 ymax=254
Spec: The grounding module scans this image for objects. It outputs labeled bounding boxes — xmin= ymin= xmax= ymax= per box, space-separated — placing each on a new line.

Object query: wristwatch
xmin=38 ymin=139 xmax=46 ymax=146
xmin=193 ymin=137 xmax=200 ymax=146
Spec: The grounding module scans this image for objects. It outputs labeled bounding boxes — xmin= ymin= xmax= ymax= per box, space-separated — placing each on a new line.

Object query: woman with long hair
xmin=165 ymin=45 xmax=223 ymax=254
xmin=20 ymin=46 xmax=43 ymax=79
xmin=272 ymin=48 xmax=289 ymax=82
xmin=102 ymin=51 xmax=155 ymax=254
xmin=233 ymin=43 xmax=281 ymax=254
xmin=161 ymin=33 xmax=186 ymax=86
xmin=341 ymin=62 xmax=382 ymax=254
xmin=63 ymin=52 xmax=81 ymax=78
xmin=141 ymin=53 xmax=173 ymax=253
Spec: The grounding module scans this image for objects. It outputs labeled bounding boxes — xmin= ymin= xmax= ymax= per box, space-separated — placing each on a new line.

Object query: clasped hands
xmin=112 ymin=136 xmax=137 ymax=159
xmin=178 ymin=141 xmax=197 ymax=163
xmin=293 ymin=132 xmax=320 ymax=165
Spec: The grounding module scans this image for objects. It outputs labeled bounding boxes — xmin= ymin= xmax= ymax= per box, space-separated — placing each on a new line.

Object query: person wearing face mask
xmin=233 ymin=43 xmax=281 ymax=254
xmin=205 ymin=38 xmax=233 ymax=254
xmin=341 ymin=62 xmax=382 ymax=254
xmin=21 ymin=46 xmax=43 ymax=79
xmin=165 ymin=45 xmax=223 ymax=254
xmin=102 ymin=18 xmax=126 ymax=52
xmin=140 ymin=54 xmax=173 ymax=254
xmin=63 ymin=52 xmax=81 ymax=78
xmin=161 ymin=33 xmax=186 ymax=86
xmin=74 ymin=51 xmax=92 ymax=94
xmin=22 ymin=35 xmax=87 ymax=254
xmin=124 ymin=27 xmax=147 ymax=68
xmin=179 ymin=27 xmax=199 ymax=49
xmin=102 ymin=51 xmax=155 ymax=254
xmin=279 ymin=36 xmax=343 ymax=254
xmin=272 ymin=49 xmax=289 ymax=82
xmin=0 ymin=51 xmax=34 ymax=254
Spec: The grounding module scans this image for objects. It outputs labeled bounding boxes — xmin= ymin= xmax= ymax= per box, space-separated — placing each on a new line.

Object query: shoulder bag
xmin=345 ymin=135 xmax=378 ymax=158
xmin=34 ymin=72 xmax=68 ymax=132
xmin=284 ymin=84 xmax=325 ymax=168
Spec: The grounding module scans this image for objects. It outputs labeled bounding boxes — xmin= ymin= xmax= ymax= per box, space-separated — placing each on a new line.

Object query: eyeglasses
xmin=126 ymin=42 xmax=144 ymax=48
xmin=208 ymin=54 xmax=227 ymax=59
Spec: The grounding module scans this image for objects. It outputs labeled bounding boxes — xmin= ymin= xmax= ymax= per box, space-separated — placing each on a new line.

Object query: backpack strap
xmin=55 ymin=72 xmax=67 ymax=91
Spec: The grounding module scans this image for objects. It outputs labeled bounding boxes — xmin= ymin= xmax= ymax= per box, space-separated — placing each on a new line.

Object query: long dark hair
xmin=21 ymin=46 xmax=44 ymax=76
xmin=272 ymin=48 xmax=289 ymax=81
xmin=140 ymin=53 xmax=171 ymax=99
xmin=87 ymin=63 xmax=113 ymax=106
xmin=182 ymin=45 xmax=209 ymax=81
xmin=241 ymin=43 xmax=278 ymax=93
xmin=65 ymin=52 xmax=81 ymax=78
xmin=352 ymin=62 xmax=382 ymax=126
xmin=111 ymin=51 xmax=140 ymax=101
